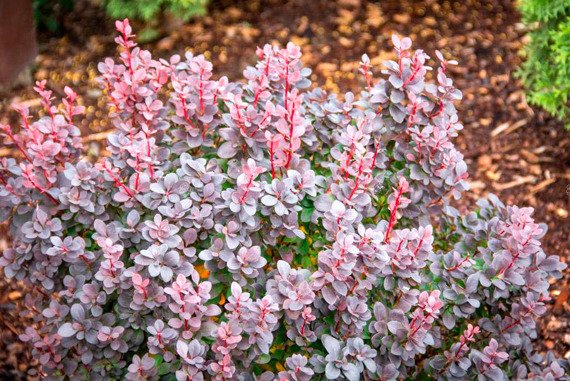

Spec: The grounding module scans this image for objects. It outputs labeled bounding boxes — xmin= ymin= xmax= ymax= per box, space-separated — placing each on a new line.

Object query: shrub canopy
xmin=0 ymin=19 xmax=567 ymax=381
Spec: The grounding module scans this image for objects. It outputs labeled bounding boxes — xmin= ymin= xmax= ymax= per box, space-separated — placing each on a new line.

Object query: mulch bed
xmin=0 ymin=0 xmax=568 ymax=377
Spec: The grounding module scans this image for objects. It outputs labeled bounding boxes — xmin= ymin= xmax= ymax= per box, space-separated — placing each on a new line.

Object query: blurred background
xmin=0 ymin=0 xmax=569 ymax=379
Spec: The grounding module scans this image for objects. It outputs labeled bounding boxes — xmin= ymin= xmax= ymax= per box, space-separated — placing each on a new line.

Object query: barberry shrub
xmin=0 ymin=19 xmax=567 ymax=380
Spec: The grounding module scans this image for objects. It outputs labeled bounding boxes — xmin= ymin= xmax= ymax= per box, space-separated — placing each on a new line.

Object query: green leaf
xmin=300 ymin=206 xmax=314 ymax=223
xmin=256 ymin=354 xmax=271 ymax=364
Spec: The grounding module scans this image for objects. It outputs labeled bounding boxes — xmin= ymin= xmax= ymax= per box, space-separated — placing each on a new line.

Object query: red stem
xmin=284 ymin=99 xmax=297 ymax=169
xmin=145 ymin=133 xmax=155 ymax=180
xmin=102 ymin=163 xmax=135 ymax=199
xmin=343 ymin=146 xmax=355 ymax=180
xmin=500 ymin=319 xmax=520 ymax=334
xmin=408 ymin=312 xmax=432 ymax=340
xmin=239 ymin=176 xmax=254 ymax=204
xmin=347 ymin=158 xmax=365 ymax=202
xmin=403 ymin=59 xmax=421 ymax=88
xmin=27 ymin=175 xmax=59 ymax=205
xmin=284 ymin=64 xmax=290 ymax=112
xmin=2 ymin=126 xmax=32 ymax=162
xmin=134 ymin=155 xmax=141 ymax=191
xmin=269 ymin=140 xmax=276 ymax=179
xmin=384 ymin=184 xmax=406 ymax=243
xmin=445 ymin=254 xmax=471 ymax=272
xmin=0 ymin=173 xmax=21 ymax=197
xmin=179 ymin=95 xmax=197 ymax=130
xmin=199 ymin=69 xmax=205 ymax=115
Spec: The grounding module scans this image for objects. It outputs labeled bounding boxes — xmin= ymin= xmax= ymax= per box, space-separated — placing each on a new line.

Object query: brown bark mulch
xmin=0 ymin=0 xmax=568 ymax=378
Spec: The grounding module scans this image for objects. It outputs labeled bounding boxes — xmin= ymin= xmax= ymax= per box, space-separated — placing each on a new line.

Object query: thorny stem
xmin=269 ymin=139 xmax=276 ymax=180
xmin=454 ymin=339 xmax=468 ymax=358
xmin=343 ymin=145 xmax=355 ymax=180
xmin=179 ymin=94 xmax=197 ymax=130
xmin=23 ymin=170 xmax=59 ymax=205
xmin=408 ymin=102 xmax=419 ymax=128
xmin=370 ymin=141 xmax=379 ymax=172
xmin=334 ymin=310 xmax=342 ymax=333
xmin=430 ymin=100 xmax=444 ymax=119
xmin=1 ymin=124 xmax=33 ymax=163
xmin=403 ymin=57 xmax=421 ymax=89
xmin=102 ymin=162 xmax=135 ymax=199
xmin=134 ymin=155 xmax=141 ymax=191
xmin=79 ymin=254 xmax=92 ymax=267
xmin=347 ymin=157 xmax=365 ymax=202
xmin=199 ymin=68 xmax=205 ymax=115
xmin=249 ymin=113 xmax=269 ymax=138
xmin=64 ymin=94 xmax=76 ymax=124
xmin=393 ymin=290 xmax=403 ymax=307
xmin=239 ymin=176 xmax=254 ymax=204
xmin=233 ymin=98 xmax=247 ymax=135
xmin=0 ymin=172 xmax=20 ymax=198
xmin=253 ymin=53 xmax=272 ymax=107
xmin=121 ymin=30 xmax=134 ymax=76
xmin=412 ymin=229 xmax=428 ymax=257
xmin=497 ymin=240 xmax=528 ymax=277
xmin=253 ymin=87 xmax=262 ymax=108
xmin=384 ymin=183 xmax=406 ymax=243
xmin=284 ymin=63 xmax=290 ymax=112
xmin=284 ymin=97 xmax=297 ymax=169
xmin=407 ymin=311 xmax=432 ymax=341
xmin=144 ymin=133 xmax=155 ymax=180
xmin=499 ymin=319 xmax=520 ymax=334
xmin=362 ymin=63 xmax=372 ymax=92
xmin=17 ymin=105 xmax=32 ymax=131
xmin=445 ymin=254 xmax=471 ymax=272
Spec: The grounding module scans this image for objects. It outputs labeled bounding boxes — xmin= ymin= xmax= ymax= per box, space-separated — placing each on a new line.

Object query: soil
xmin=0 ymin=0 xmax=568 ymax=378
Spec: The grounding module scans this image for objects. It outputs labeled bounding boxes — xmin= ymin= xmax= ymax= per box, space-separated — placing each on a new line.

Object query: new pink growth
xmin=265 ymin=131 xmax=284 ymax=179
xmin=62 ymin=86 xmax=85 ymax=124
xmin=392 ymin=35 xmax=412 ymax=78
xmin=282 ymin=89 xmax=304 ymax=169
xmin=132 ymin=273 xmax=150 ymax=299
xmin=1 ymin=123 xmax=32 ymax=162
xmin=34 ymin=80 xmax=56 ymax=120
xmin=407 ymin=290 xmax=443 ymax=341
xmin=455 ymin=324 xmax=480 ymax=358
xmin=237 ymin=159 xmax=265 ymax=204
xmin=359 ymin=54 xmax=373 ymax=92
xmin=385 ymin=176 xmax=410 ymax=242
xmin=479 ymin=339 xmax=509 ymax=374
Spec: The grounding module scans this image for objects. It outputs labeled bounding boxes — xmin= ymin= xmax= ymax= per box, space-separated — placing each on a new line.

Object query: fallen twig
xmin=525 ymin=178 xmax=557 ymax=199
xmin=491 ymin=119 xmax=527 ymax=137
xmin=493 ymin=175 xmax=536 ymax=191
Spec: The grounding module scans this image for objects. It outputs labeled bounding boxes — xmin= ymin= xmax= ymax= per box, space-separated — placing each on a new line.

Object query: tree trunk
xmin=0 ymin=0 xmax=37 ymax=86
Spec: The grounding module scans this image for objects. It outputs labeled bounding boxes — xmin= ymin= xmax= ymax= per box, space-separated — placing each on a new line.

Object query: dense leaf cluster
xmin=0 ymin=19 xmax=567 ymax=380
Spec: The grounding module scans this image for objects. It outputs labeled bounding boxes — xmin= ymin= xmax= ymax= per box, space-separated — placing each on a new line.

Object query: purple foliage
xmin=0 ymin=19 xmax=567 ymax=380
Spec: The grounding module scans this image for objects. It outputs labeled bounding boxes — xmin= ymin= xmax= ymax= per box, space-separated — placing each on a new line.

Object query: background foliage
xmin=104 ymin=0 xmax=209 ymax=22
xmin=33 ymin=0 xmax=74 ymax=33
xmin=518 ymin=0 xmax=570 ymax=128
xmin=32 ymin=0 xmax=209 ymax=33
